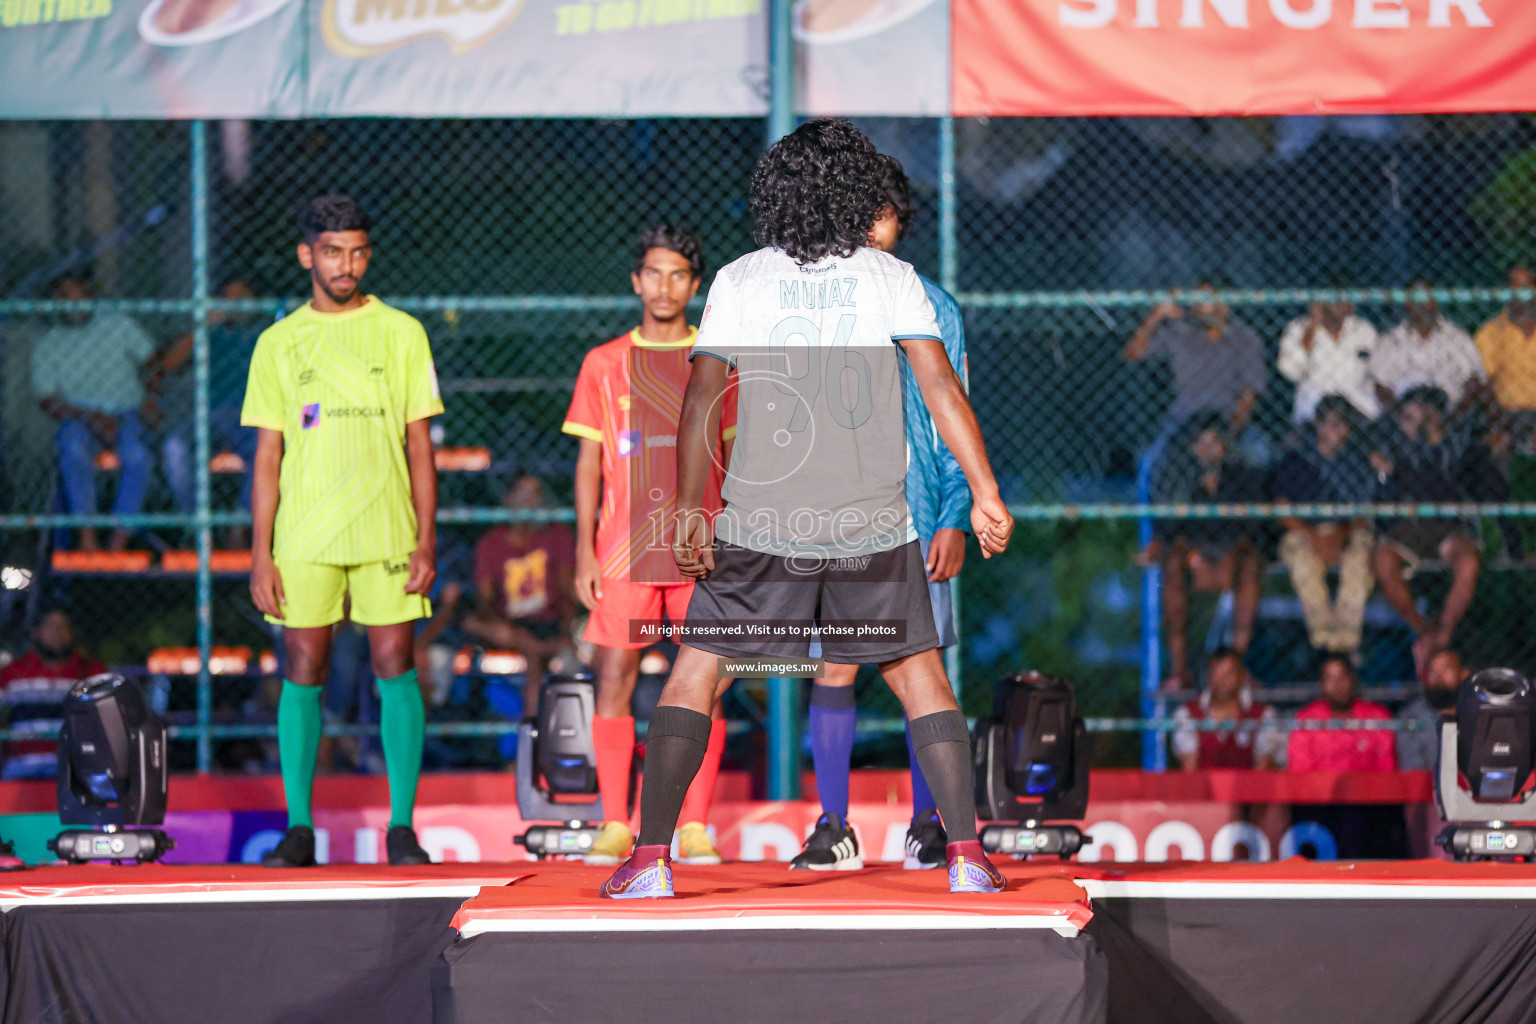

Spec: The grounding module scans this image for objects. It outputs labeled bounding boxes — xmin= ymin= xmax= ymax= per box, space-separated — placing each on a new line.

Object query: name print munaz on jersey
xmin=780 ymin=276 xmax=859 ymax=310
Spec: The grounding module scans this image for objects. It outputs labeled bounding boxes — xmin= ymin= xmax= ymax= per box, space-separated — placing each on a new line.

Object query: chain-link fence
xmin=4 ymin=114 xmax=1536 ymax=776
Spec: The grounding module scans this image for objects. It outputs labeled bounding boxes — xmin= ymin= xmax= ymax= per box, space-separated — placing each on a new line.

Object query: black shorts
xmin=682 ymin=540 xmax=939 ymax=664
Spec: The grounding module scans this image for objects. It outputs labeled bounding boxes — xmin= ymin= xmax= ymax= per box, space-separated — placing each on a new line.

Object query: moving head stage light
xmin=1436 ymin=667 xmax=1536 ymax=862
xmin=514 ymin=675 xmax=608 ymax=858
xmin=974 ymin=672 xmax=1091 ymax=859
xmin=48 ymin=673 xmax=173 ymax=864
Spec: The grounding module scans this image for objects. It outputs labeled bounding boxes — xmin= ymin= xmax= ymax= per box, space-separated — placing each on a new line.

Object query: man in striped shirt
xmin=244 ymin=195 xmax=443 ymax=868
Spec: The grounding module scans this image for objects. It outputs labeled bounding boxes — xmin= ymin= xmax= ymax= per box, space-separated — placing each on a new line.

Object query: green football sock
xmin=378 ymin=669 xmax=425 ymax=829
xmin=277 ymin=680 xmax=323 ymax=830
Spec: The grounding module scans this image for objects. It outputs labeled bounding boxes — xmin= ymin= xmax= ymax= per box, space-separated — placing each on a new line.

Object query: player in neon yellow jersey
xmin=243 ymin=195 xmax=443 ymax=868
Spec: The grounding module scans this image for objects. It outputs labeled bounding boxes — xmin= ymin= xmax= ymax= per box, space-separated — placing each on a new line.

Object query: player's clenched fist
xmin=672 ymin=508 xmax=716 ymax=580
xmin=970 ymin=493 xmax=1014 ymax=558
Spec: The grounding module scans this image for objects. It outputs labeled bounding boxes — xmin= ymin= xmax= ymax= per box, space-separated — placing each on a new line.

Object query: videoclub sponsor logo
xmin=323 ymin=0 xmax=527 ymax=56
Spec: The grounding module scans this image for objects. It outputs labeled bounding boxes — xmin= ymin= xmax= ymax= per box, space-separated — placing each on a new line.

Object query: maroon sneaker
xmin=599 ymin=844 xmax=674 ymax=899
xmin=0 ymin=839 xmax=24 ymax=871
xmin=947 ymin=840 xmax=1006 ymax=893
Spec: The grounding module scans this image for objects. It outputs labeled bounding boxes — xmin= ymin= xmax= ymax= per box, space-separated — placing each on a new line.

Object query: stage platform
xmin=435 ymin=862 xmax=1105 ymax=1024
xmin=1077 ymin=860 xmax=1536 ymax=1024
xmin=4 ymin=857 xmax=1536 ymax=1023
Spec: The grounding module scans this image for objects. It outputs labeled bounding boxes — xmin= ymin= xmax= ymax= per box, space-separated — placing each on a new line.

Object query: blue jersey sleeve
xmin=930 ymin=282 xmax=972 ymax=533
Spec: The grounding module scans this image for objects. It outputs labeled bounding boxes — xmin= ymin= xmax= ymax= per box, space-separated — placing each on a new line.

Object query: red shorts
xmin=584 ymin=577 xmax=695 ymax=650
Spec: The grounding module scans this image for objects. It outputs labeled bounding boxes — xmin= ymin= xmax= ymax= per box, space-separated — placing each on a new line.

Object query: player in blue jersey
xmin=789 ymin=154 xmax=973 ymax=873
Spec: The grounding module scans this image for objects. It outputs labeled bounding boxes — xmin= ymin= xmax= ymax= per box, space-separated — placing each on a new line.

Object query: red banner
xmin=954 ymin=0 xmax=1536 ymax=116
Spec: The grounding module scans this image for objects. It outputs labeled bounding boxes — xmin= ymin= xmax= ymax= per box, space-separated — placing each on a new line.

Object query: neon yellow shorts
xmin=267 ymin=557 xmax=432 ymax=629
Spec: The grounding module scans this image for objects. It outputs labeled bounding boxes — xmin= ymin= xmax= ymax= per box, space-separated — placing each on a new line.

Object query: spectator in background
xmin=1271 ymin=396 xmax=1377 ymax=655
xmin=1144 ymin=413 xmax=1267 ymax=688
xmin=1288 ymin=656 xmax=1396 ymax=772
xmin=1277 ymin=293 xmax=1381 ymax=423
xmin=1123 ymin=281 xmax=1268 ymax=462
xmin=1370 ymin=387 xmax=1490 ymax=663
xmin=1396 ymin=648 xmax=1465 ymax=772
xmin=0 ymin=608 xmax=104 ymax=779
xmin=464 ymin=473 xmax=576 ymax=712
xmin=1289 ymin=656 xmax=1408 ymax=859
xmin=31 ymin=272 xmax=157 ymax=552
xmin=151 ymin=280 xmax=264 ymax=542
xmin=1172 ymin=647 xmax=1283 ymax=770
xmin=1474 ymin=263 xmax=1536 ymax=438
xmin=1371 ymin=280 xmax=1485 ymax=415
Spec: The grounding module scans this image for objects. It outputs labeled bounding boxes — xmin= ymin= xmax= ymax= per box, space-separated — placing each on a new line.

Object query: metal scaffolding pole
xmin=764 ymin=0 xmax=801 ymax=801
xmin=190 ymin=121 xmax=214 ymax=773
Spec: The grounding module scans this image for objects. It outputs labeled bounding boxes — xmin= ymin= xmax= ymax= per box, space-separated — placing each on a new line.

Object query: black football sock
xmin=636 ymin=706 xmax=713 ymax=849
xmin=908 ymin=710 xmax=978 ymax=843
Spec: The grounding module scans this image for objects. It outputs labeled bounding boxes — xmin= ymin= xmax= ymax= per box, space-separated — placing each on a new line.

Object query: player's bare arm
xmin=403 ymin=417 xmax=437 ymax=596
xmin=898 ymin=336 xmax=1013 ymax=557
xmin=673 ymin=355 xmax=729 ymax=579
xmin=249 ymin=427 xmax=286 ymax=619
xmin=572 ymin=437 xmax=603 ymax=609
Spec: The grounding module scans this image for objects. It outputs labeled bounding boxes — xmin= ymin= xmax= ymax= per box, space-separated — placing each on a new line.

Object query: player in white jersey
xmin=602 ymin=119 xmax=1014 ymax=899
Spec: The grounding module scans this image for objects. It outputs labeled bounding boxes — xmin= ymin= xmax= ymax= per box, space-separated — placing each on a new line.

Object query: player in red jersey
xmin=563 ymin=226 xmax=735 ymax=866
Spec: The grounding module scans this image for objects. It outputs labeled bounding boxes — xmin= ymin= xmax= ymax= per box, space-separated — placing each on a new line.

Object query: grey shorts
xmin=808 ymin=535 xmax=957 ymax=657
xmin=683 ymin=539 xmax=940 ymax=664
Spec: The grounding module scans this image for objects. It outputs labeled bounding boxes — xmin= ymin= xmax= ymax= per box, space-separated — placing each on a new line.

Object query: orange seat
xmin=51 ymin=550 xmax=153 ymax=573
xmin=146 ymin=646 xmax=254 ymax=675
xmin=209 ymin=452 xmax=245 ymax=473
xmin=451 ymin=646 xmax=527 ymax=676
xmin=434 ymin=446 xmax=492 ymax=472
xmin=162 ymin=550 xmax=253 ymax=573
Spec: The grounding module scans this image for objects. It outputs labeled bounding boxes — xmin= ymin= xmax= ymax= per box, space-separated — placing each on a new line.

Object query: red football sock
xmin=678 ymin=717 xmax=727 ymax=826
xmin=592 ymin=715 xmax=636 ymax=826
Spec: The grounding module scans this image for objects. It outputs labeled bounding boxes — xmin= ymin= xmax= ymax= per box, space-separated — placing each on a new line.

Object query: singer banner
xmin=953 ymin=0 xmax=1536 ymax=116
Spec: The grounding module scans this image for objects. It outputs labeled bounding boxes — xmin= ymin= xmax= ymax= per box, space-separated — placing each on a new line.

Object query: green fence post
xmin=765 ymin=0 xmax=801 ymax=801
xmin=938 ymin=114 xmax=962 ymax=697
xmin=190 ymin=120 xmax=213 ymax=774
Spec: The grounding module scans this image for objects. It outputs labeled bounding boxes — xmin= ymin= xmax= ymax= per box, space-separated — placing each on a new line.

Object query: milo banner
xmin=0 ymin=0 xmax=948 ymax=118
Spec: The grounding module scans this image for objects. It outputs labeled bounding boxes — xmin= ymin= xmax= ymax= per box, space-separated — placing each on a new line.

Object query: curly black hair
xmin=750 ymin=119 xmax=885 ymax=264
xmin=875 ymin=153 xmax=914 ymax=240
xmin=301 ymin=194 xmax=372 ymax=245
xmin=632 ymin=224 xmax=705 ymax=279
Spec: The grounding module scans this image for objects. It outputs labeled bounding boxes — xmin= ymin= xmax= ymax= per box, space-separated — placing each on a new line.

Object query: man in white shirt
xmin=1370 ymin=281 xmax=1485 ymax=413
xmin=1277 ymin=298 xmax=1380 ymax=423
xmin=31 ymin=272 xmax=158 ymax=552
xmin=599 ymin=119 xmax=1014 ymax=900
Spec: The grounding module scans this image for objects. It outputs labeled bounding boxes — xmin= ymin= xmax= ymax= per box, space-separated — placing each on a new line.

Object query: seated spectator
xmin=1396 ymin=648 xmax=1465 ymax=772
xmin=1288 ymin=656 xmax=1396 ymax=772
xmin=1172 ymin=647 xmax=1283 ymax=770
xmin=0 ymin=608 xmax=105 ymax=779
xmin=464 ymin=474 xmax=576 ymax=712
xmin=1370 ymin=387 xmax=1491 ymax=662
xmin=1371 ymin=280 xmax=1485 ymax=415
xmin=31 ymin=272 xmax=157 ymax=552
xmin=1474 ymin=263 xmax=1536 ymax=440
xmin=150 ymin=280 xmax=264 ymax=540
xmin=1271 ymin=396 xmax=1378 ymax=655
xmin=1123 ymin=281 xmax=1267 ymax=462
xmin=1143 ymin=413 xmax=1267 ymax=688
xmin=1277 ymin=294 xmax=1381 ymax=423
